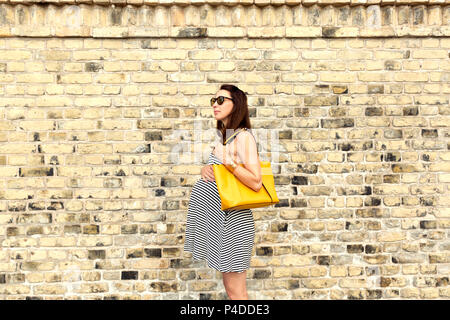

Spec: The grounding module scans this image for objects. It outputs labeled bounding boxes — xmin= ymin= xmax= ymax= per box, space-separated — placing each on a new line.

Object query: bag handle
xmin=223 ymin=128 xmax=247 ymax=145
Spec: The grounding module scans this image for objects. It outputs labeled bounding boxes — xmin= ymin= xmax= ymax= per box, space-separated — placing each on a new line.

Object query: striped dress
xmin=183 ymin=151 xmax=255 ymax=273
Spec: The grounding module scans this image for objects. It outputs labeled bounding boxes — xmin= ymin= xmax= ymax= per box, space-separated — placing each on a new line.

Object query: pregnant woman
xmin=184 ymin=84 xmax=262 ymax=300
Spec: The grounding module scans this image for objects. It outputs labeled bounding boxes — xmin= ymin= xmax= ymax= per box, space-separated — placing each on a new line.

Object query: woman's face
xmin=212 ymin=90 xmax=234 ymax=125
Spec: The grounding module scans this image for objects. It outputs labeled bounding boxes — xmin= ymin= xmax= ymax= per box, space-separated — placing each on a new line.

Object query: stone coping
xmin=0 ymin=2 xmax=448 ymax=38
xmin=0 ymin=0 xmax=449 ymax=7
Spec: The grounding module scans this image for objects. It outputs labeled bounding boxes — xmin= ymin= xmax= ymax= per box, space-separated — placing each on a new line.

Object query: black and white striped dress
xmin=183 ymin=151 xmax=255 ymax=273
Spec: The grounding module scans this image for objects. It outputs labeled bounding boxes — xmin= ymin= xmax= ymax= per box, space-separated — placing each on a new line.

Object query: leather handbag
xmin=212 ymin=128 xmax=279 ymax=211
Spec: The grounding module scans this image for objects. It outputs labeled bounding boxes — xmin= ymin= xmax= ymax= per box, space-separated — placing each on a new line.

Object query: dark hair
xmin=216 ymin=84 xmax=252 ymax=144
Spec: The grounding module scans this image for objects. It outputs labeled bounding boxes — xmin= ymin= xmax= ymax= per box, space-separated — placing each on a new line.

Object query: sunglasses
xmin=210 ymin=96 xmax=233 ymax=106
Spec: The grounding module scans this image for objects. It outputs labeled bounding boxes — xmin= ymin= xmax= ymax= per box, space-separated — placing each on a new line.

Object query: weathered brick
xmin=0 ymin=1 xmax=447 ymax=301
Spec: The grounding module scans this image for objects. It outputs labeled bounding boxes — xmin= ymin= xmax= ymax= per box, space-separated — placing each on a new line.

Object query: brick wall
xmin=0 ymin=0 xmax=449 ymax=299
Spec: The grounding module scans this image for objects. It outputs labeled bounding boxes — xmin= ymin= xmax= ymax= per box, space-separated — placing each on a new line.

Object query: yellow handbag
xmin=212 ymin=128 xmax=279 ymax=211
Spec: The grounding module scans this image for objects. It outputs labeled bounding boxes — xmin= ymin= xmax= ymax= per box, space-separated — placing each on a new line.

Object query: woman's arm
xmin=223 ymin=131 xmax=262 ymax=192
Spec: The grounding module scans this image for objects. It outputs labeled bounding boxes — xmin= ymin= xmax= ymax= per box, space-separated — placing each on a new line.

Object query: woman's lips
xmin=214 ymin=111 xmax=219 ymax=114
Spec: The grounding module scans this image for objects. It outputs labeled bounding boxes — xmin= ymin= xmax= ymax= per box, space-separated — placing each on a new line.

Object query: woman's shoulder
xmin=235 ymin=129 xmax=258 ymax=157
xmin=235 ymin=128 xmax=256 ymax=144
xmin=235 ymin=129 xmax=259 ymax=165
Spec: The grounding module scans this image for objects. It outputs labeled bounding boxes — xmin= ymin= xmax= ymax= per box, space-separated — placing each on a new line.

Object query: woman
xmin=184 ymin=84 xmax=262 ymax=300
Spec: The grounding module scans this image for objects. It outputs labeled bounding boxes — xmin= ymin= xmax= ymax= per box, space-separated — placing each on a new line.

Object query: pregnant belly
xmin=191 ymin=178 xmax=217 ymax=198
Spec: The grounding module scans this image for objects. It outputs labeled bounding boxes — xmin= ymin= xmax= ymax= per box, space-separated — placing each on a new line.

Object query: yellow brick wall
xmin=0 ymin=1 xmax=449 ymax=299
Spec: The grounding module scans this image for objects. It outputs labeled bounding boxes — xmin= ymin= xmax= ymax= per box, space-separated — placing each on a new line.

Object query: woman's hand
xmin=201 ymin=164 xmax=215 ymax=182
